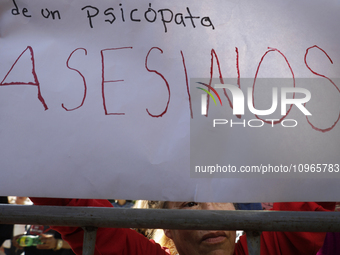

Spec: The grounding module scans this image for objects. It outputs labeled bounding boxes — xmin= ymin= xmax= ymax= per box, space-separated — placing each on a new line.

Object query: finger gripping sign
xmin=0 ymin=0 xmax=339 ymax=202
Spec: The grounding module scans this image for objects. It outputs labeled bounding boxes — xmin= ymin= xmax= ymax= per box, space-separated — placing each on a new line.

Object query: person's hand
xmin=36 ymin=234 xmax=57 ymax=250
xmin=12 ymin=234 xmax=24 ymax=249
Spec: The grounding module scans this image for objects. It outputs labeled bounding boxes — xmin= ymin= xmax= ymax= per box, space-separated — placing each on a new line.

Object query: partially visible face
xmin=163 ymin=202 xmax=236 ymax=255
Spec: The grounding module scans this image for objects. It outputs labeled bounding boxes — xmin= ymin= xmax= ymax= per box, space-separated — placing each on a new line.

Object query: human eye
xmin=182 ymin=202 xmax=198 ymax=208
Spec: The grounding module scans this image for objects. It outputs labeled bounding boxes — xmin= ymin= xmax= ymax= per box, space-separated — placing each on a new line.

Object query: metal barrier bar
xmin=245 ymin=231 xmax=261 ymax=255
xmin=82 ymin=227 xmax=97 ymax=255
xmin=0 ymin=205 xmax=339 ymax=232
xmin=1 ymin=205 xmax=339 ymax=255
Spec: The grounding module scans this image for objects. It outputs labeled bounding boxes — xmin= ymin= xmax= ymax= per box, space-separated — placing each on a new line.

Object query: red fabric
xmin=30 ymin=198 xmax=335 ymax=255
xmin=235 ymin=202 xmax=335 ymax=255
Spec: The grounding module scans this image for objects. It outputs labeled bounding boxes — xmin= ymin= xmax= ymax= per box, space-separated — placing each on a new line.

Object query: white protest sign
xmin=0 ymin=0 xmax=339 ymax=202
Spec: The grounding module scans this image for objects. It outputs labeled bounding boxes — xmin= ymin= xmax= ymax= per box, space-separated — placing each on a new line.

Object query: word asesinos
xmin=1 ymin=45 xmax=338 ymax=133
xmin=213 ymin=118 xmax=298 ymax=128
xmin=82 ymin=4 xmax=215 ymax=33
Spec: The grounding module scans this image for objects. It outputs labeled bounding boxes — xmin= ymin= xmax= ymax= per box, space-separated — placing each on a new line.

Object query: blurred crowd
xmin=0 ymin=196 xmax=74 ymax=255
